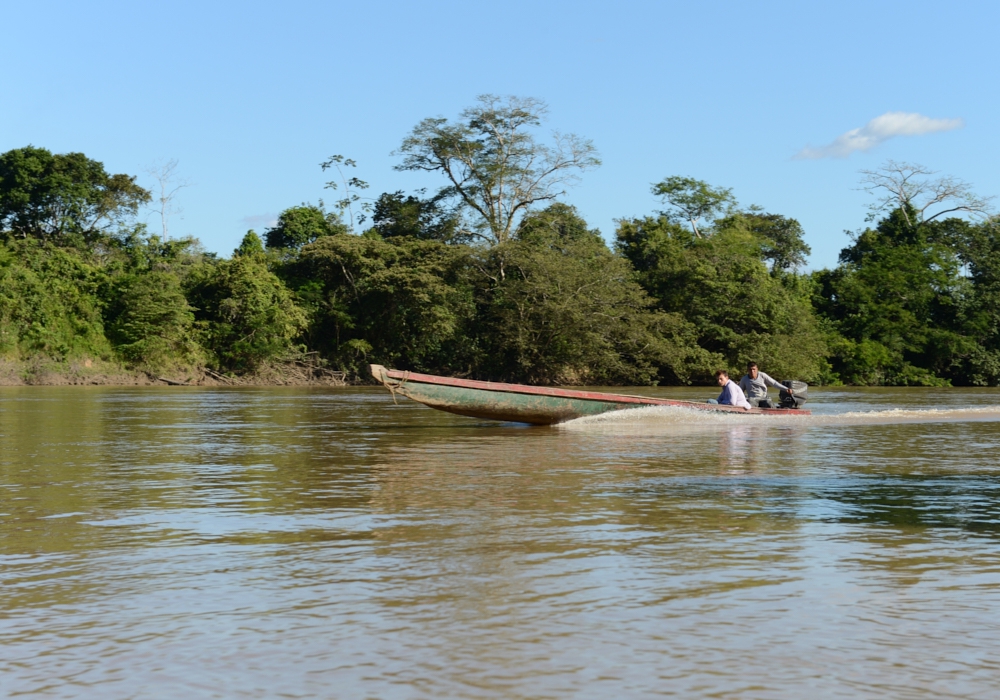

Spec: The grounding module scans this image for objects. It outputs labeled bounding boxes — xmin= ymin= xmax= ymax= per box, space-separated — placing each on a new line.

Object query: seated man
xmin=738 ymin=362 xmax=788 ymax=408
xmin=707 ymin=369 xmax=751 ymax=410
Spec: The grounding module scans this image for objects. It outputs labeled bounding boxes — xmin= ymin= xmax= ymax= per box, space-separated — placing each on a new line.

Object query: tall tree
xmin=651 ymin=176 xmax=734 ymax=238
xmin=956 ymin=220 xmax=1000 ymax=385
xmin=320 ymin=155 xmax=371 ymax=233
xmin=0 ymin=146 xmax=150 ymax=241
xmin=811 ymin=164 xmax=996 ymax=385
xmin=393 ymin=95 xmax=600 ymax=245
xmin=0 ymin=238 xmax=112 ymax=360
xmin=105 ymin=271 xmax=202 ymax=370
xmin=292 ymin=232 xmax=474 ymax=374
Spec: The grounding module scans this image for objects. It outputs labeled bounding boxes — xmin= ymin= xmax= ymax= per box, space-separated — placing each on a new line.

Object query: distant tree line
xmin=1 ymin=96 xmax=998 ymax=385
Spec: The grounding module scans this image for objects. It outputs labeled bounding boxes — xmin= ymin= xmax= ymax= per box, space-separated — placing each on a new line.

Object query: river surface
xmin=3 ymin=386 xmax=1000 ymax=698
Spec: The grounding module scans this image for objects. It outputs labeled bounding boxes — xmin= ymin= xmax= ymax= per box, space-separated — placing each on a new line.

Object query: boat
xmin=369 ymin=365 xmax=810 ymax=425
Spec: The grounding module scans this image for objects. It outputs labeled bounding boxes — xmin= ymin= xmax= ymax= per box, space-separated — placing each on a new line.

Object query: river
xmin=2 ymin=386 xmax=1000 ymax=698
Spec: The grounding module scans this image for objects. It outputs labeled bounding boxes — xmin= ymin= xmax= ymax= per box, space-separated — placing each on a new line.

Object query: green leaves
xmin=0 ymin=238 xmax=111 ymax=360
xmin=186 ymin=253 xmax=307 ymax=372
xmin=320 ymin=155 xmax=371 ymax=232
xmin=472 ymin=204 xmax=708 ymax=384
xmin=721 ymin=210 xmax=811 ymax=272
xmin=814 ymin=210 xmax=979 ymax=385
xmin=394 ymin=95 xmax=600 ymax=245
xmin=371 ymin=192 xmax=462 ymax=243
xmin=265 ymin=205 xmax=344 ymax=250
xmin=616 ymin=214 xmax=828 ymax=383
xmin=235 ymin=230 xmax=266 ymax=258
xmin=4 ymin=141 xmax=996 ymax=389
xmin=291 ymin=233 xmax=473 ymax=375
xmin=651 ymin=176 xmax=735 ymax=238
xmin=105 ymin=271 xmax=202 ymax=370
xmin=0 ymin=146 xmax=150 ymax=241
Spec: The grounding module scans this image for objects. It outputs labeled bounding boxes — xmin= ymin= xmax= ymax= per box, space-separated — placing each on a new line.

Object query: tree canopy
xmin=371 ymin=191 xmax=462 ymax=243
xmin=615 ymin=213 xmax=828 ymax=382
xmin=265 ymin=205 xmax=344 ymax=250
xmin=394 ymin=95 xmax=600 ymax=245
xmin=2 ymin=138 xmax=997 ymax=389
xmin=651 ymin=176 xmax=735 ymax=238
xmin=0 ymin=146 xmax=150 ymax=242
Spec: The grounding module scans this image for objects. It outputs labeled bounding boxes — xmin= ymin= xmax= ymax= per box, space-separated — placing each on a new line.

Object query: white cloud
xmin=795 ymin=112 xmax=963 ymax=159
xmin=240 ymin=213 xmax=278 ymax=230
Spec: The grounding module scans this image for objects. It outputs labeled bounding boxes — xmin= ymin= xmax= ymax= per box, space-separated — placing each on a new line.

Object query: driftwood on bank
xmin=197 ymin=353 xmax=349 ymax=386
xmin=204 ymin=369 xmax=234 ymax=384
xmin=157 ymin=376 xmax=190 ymax=386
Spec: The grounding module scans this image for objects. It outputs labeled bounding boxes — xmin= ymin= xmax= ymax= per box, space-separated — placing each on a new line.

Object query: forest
xmin=2 ymin=96 xmax=998 ymax=386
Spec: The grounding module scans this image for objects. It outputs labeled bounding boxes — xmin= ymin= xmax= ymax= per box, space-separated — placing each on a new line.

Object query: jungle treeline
xmin=2 ymin=97 xmax=999 ymax=386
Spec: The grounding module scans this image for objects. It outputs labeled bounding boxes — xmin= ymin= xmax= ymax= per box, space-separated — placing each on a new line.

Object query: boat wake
xmin=558 ymin=404 xmax=1000 ymax=431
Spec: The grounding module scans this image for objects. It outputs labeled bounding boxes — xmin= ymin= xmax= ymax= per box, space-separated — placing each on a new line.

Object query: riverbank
xmin=0 ymin=359 xmax=350 ymax=387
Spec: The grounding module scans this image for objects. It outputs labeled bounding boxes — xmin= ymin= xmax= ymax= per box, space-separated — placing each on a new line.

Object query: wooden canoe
xmin=370 ymin=365 xmax=810 ymax=425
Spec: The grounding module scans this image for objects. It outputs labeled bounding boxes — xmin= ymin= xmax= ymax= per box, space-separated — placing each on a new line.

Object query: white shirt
xmin=718 ymin=379 xmax=751 ymax=409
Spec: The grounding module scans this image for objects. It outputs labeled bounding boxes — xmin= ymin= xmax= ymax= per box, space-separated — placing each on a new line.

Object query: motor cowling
xmin=779 ymin=380 xmax=808 ymax=409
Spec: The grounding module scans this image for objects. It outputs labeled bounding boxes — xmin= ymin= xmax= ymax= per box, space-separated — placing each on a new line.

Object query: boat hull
xmin=370 ymin=365 xmax=809 ymax=425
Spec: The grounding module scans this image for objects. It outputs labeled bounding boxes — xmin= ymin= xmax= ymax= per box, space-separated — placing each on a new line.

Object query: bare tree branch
xmin=859 ymin=160 xmax=994 ymax=226
xmin=145 ymin=159 xmax=191 ymax=240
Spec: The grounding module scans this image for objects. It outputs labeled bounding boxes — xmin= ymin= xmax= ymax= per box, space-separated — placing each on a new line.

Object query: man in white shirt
xmin=738 ymin=362 xmax=789 ymax=408
xmin=708 ymin=370 xmax=751 ymax=410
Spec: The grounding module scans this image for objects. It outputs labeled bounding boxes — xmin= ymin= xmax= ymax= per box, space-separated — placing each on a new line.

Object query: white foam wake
xmin=557 ymin=403 xmax=1000 ymax=431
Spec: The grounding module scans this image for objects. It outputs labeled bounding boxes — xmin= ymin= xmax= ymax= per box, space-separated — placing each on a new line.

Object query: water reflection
xmin=2 ymin=386 xmax=1000 ymax=697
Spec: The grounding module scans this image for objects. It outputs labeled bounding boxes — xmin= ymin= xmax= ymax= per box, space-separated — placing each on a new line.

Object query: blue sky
xmin=3 ymin=0 xmax=996 ymax=269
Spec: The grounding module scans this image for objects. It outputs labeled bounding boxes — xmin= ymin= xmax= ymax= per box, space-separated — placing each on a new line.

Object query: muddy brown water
xmin=3 ymin=386 xmax=1000 ymax=698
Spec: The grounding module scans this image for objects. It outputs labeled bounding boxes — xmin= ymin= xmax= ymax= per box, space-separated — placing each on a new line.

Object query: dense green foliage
xmin=2 ymin=133 xmax=997 ymax=386
xmin=265 ymin=205 xmax=345 ymax=250
xmin=473 ymin=205 xmax=708 ymax=384
xmin=0 ymin=146 xmax=150 ymax=242
xmin=105 ymin=271 xmax=200 ymax=368
xmin=812 ymin=209 xmax=993 ymax=385
xmin=0 ymin=238 xmax=112 ymax=360
xmin=616 ymin=214 xmax=827 ymax=383
xmin=186 ymin=232 xmax=307 ymax=372
xmin=288 ymin=231 xmax=473 ymax=374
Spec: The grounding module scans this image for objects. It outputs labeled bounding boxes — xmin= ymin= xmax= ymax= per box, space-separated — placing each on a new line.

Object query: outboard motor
xmin=779 ymin=380 xmax=808 ymax=409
